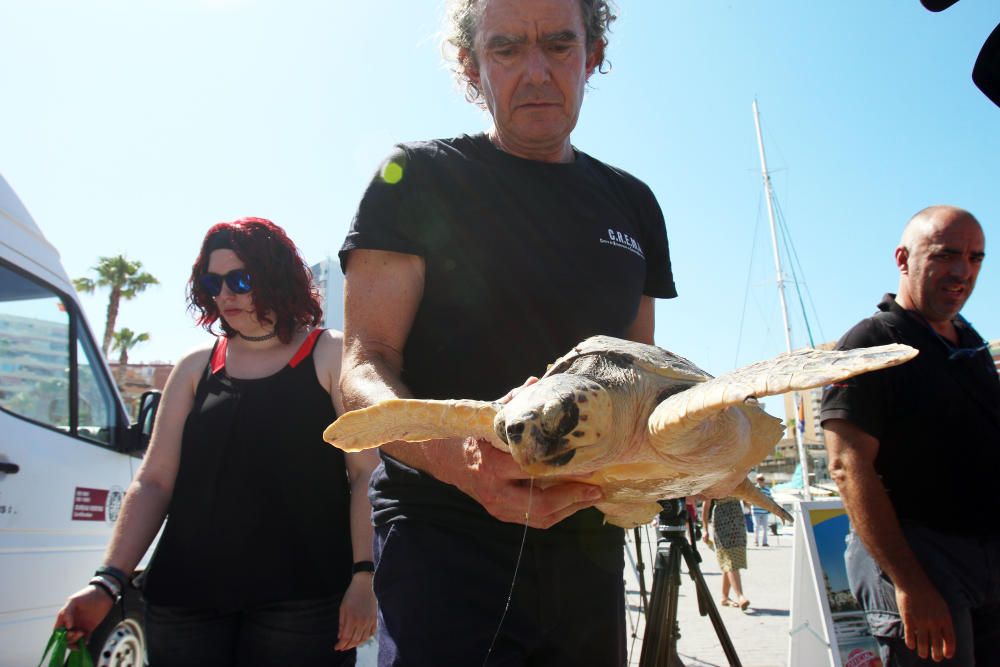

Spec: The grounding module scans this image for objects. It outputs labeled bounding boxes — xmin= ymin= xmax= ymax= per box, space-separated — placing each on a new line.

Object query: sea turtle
xmin=324 ymin=336 xmax=916 ymax=528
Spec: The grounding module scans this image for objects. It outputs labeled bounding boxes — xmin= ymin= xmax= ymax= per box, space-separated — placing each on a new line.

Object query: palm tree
xmin=74 ymin=255 xmax=158 ymax=356
xmin=111 ymin=328 xmax=151 ymax=366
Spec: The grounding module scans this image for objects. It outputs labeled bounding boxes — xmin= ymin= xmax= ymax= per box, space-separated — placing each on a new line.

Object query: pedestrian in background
xmin=753 ymin=473 xmax=773 ymax=547
xmin=702 ymin=497 xmax=751 ymax=610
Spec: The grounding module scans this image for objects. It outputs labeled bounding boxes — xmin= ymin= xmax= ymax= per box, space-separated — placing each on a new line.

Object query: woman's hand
xmin=335 ymin=573 xmax=377 ymax=651
xmin=55 ymin=585 xmax=115 ymax=645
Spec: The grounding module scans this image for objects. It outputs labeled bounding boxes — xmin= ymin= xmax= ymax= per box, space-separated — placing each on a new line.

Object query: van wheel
xmin=88 ymin=587 xmax=147 ymax=667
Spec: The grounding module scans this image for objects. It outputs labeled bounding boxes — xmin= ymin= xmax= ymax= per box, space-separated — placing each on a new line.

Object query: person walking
xmin=752 ymin=473 xmax=773 ymax=547
xmin=55 ymin=218 xmax=378 ymax=666
xmin=702 ymin=497 xmax=750 ymax=610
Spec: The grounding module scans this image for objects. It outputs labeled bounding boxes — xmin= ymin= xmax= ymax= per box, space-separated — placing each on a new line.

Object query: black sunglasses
xmin=199 ymin=269 xmax=252 ymax=297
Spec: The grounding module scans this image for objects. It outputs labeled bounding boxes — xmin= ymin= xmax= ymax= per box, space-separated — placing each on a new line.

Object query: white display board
xmin=787 ymin=500 xmax=882 ymax=667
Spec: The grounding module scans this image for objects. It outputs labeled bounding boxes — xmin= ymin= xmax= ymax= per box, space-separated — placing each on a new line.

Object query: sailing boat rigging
xmin=751 ymin=99 xmax=813 ymax=501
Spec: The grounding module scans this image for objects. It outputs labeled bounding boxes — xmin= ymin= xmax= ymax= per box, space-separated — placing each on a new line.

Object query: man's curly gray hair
xmin=443 ymin=0 xmax=617 ymax=104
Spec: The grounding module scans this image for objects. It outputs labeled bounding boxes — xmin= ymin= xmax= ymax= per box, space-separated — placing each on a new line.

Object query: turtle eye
xmin=547 ymin=450 xmax=576 ymax=466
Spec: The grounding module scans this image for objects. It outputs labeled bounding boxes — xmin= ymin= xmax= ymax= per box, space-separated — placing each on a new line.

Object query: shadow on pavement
xmin=739 ymin=607 xmax=789 ymax=617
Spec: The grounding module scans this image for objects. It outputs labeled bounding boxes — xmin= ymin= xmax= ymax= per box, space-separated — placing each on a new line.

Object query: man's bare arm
xmin=623 ymin=295 xmax=655 ymax=344
xmin=824 ymin=418 xmax=955 ymax=662
xmin=340 ymin=249 xmax=421 ymax=407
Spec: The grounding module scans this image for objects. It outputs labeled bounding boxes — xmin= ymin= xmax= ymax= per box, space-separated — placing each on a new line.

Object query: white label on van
xmin=72 ymin=487 xmax=107 ymax=521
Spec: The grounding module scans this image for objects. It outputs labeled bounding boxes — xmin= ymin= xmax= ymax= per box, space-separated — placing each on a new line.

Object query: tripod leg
xmin=680 ymin=543 xmax=743 ymax=667
xmin=638 ymin=541 xmax=685 ymax=667
xmin=633 ymin=527 xmax=650 ymax=616
xmin=662 ymin=546 xmax=685 ymax=667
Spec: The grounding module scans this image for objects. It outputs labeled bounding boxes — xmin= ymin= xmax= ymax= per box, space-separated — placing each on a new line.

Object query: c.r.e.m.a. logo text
xmin=600 ymin=228 xmax=645 ymax=258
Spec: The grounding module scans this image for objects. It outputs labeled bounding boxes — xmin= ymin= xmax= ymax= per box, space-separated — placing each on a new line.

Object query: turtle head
xmin=494 ymin=375 xmax=614 ymax=474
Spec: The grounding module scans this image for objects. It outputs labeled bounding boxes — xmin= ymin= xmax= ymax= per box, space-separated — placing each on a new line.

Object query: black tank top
xmin=143 ymin=330 xmax=353 ymax=610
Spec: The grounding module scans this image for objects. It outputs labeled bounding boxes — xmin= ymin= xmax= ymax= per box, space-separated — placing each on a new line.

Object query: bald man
xmin=821 ymin=206 xmax=999 ymax=666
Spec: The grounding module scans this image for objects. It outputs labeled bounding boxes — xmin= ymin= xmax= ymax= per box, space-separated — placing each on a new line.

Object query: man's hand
xmin=896 ymin=578 xmax=956 ymax=662
xmin=496 ymin=375 xmax=538 ymax=404
xmin=440 ymin=437 xmax=603 ymax=529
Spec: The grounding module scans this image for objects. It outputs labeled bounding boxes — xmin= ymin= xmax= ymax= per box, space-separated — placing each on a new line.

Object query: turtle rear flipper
xmin=323 ymin=399 xmax=500 ymax=452
xmin=732 ymin=478 xmax=793 ymax=524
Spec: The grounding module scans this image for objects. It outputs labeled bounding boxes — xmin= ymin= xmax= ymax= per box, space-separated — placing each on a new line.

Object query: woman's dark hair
xmin=187 ymin=217 xmax=322 ymax=343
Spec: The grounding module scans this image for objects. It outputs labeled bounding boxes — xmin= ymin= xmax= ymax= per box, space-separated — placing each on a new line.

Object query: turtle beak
xmin=501 ymin=376 xmax=612 ymax=474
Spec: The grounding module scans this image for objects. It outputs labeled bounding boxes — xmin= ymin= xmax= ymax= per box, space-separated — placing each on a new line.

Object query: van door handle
xmin=0 ymin=462 xmax=19 ymax=474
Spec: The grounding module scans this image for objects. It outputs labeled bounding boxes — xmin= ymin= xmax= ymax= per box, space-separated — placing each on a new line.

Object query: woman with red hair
xmin=55 ymin=218 xmax=377 ymax=666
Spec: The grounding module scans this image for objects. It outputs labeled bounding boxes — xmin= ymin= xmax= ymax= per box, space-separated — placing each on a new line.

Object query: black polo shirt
xmin=821 ymin=294 xmax=1000 ymax=535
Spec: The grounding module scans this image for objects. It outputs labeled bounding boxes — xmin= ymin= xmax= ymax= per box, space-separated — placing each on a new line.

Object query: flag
xmin=796 ymin=396 xmax=805 ymax=434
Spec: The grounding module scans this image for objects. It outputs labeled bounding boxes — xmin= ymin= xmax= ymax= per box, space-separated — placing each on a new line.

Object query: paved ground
xmin=625 ymin=523 xmax=794 ymax=667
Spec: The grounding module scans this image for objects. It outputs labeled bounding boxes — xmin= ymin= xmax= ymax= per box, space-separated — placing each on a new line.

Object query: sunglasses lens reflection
xmin=226 ymin=271 xmax=252 ymax=294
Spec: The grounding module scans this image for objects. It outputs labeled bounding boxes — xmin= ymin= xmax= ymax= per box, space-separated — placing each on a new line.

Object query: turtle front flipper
xmin=645 ymin=344 xmax=917 ymax=470
xmin=323 ymin=399 xmax=499 ymax=452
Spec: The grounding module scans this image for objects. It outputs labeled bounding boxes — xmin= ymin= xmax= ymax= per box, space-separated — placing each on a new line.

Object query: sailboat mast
xmin=752 ymin=99 xmax=812 ymax=501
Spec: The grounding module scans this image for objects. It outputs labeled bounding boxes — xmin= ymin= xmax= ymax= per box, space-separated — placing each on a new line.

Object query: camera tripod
xmin=637 ymin=499 xmax=743 ymax=667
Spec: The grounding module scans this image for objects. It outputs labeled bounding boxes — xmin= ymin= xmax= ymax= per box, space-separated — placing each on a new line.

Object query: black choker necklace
xmin=237 ymin=330 xmax=277 ymax=342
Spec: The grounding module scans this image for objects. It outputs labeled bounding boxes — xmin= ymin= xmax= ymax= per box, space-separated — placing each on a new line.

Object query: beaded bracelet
xmin=88 ymin=576 xmax=119 ymax=602
xmin=95 ymin=565 xmax=129 ymax=590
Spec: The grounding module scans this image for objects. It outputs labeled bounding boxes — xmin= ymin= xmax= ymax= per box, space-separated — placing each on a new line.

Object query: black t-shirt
xmin=820 ymin=294 xmax=1000 ymax=535
xmin=341 ymin=134 xmax=677 ymax=543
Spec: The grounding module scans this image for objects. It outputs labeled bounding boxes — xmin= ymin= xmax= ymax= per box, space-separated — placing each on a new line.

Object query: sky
xmin=2 ymin=1 xmax=998 ymax=379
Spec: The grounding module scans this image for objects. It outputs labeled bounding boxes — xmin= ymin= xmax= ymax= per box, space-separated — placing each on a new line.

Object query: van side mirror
xmin=126 ymin=390 xmax=161 ymax=455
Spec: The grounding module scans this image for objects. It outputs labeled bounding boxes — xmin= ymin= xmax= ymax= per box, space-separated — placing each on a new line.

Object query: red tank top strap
xmin=210 ymin=330 xmax=322 ymax=374
xmin=289 ymin=328 xmax=325 ymax=369
xmin=210 ymin=337 xmax=228 ymax=375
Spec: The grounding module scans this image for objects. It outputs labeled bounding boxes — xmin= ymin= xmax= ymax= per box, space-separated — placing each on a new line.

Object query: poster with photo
xmin=800 ymin=501 xmax=882 ymax=667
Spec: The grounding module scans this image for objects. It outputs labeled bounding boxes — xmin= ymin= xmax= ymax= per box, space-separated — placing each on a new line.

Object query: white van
xmin=0 ymin=173 xmax=157 ymax=666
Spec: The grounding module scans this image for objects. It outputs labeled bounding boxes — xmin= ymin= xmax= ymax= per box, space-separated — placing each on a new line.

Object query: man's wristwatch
xmin=352 ymin=560 xmax=375 ymax=575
